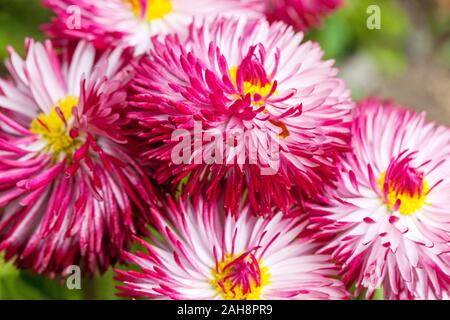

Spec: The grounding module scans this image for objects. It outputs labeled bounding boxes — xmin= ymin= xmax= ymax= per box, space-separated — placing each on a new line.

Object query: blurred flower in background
xmin=266 ymin=0 xmax=344 ymax=31
xmin=42 ymin=0 xmax=264 ymax=54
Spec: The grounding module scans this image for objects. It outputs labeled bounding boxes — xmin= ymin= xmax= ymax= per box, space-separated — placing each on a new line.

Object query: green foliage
xmin=19 ymin=271 xmax=83 ymax=300
xmin=0 ymin=255 xmax=123 ymax=300
xmin=0 ymin=255 xmax=81 ymax=299
xmin=308 ymin=0 xmax=410 ymax=74
xmin=83 ymin=270 xmax=122 ymax=300
xmin=0 ymin=0 xmax=50 ymax=65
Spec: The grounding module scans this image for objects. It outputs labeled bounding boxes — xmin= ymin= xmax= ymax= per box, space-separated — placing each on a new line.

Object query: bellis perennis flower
xmin=312 ymin=99 xmax=450 ymax=299
xmin=43 ymin=0 xmax=264 ymax=54
xmin=129 ymin=18 xmax=353 ymax=215
xmin=0 ymin=39 xmax=156 ymax=275
xmin=115 ymin=195 xmax=348 ymax=300
xmin=266 ymin=0 xmax=344 ymax=31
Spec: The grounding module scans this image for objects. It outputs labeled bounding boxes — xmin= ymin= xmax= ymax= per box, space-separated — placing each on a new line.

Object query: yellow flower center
xmin=30 ymin=96 xmax=80 ymax=160
xmin=379 ymin=172 xmax=429 ymax=216
xmin=229 ymin=67 xmax=277 ymax=103
xmin=211 ymin=252 xmax=270 ymax=300
xmin=124 ymin=0 xmax=173 ymax=21
xmin=228 ymin=66 xmax=288 ymax=138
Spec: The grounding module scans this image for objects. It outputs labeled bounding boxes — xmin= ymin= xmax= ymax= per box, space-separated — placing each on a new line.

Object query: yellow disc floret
xmin=229 ymin=66 xmax=276 ymax=102
xmin=124 ymin=0 xmax=172 ymax=21
xmin=379 ymin=172 xmax=429 ymax=216
xmin=30 ymin=96 xmax=80 ymax=160
xmin=211 ymin=252 xmax=270 ymax=300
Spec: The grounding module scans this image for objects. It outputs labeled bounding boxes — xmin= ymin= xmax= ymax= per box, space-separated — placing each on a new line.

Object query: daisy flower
xmin=129 ymin=18 xmax=353 ymax=215
xmin=266 ymin=0 xmax=344 ymax=31
xmin=43 ymin=0 xmax=264 ymax=54
xmin=312 ymin=98 xmax=450 ymax=299
xmin=0 ymin=39 xmax=156 ymax=275
xmin=115 ymin=195 xmax=348 ymax=300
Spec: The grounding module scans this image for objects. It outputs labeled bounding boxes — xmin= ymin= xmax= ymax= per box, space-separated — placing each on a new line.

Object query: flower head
xmin=266 ymin=0 xmax=344 ymax=31
xmin=115 ymin=195 xmax=348 ymax=300
xmin=43 ymin=0 xmax=264 ymax=54
xmin=311 ymin=98 xmax=450 ymax=299
xmin=0 ymin=39 xmax=156 ymax=275
xmin=129 ymin=18 xmax=353 ymax=215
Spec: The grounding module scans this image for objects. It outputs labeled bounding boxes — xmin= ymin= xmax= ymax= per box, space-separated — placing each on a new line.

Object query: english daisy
xmin=266 ymin=0 xmax=343 ymax=31
xmin=115 ymin=195 xmax=348 ymax=300
xmin=0 ymin=39 xmax=156 ymax=275
xmin=312 ymin=98 xmax=450 ymax=299
xmin=43 ymin=0 xmax=264 ymax=54
xmin=129 ymin=18 xmax=353 ymax=215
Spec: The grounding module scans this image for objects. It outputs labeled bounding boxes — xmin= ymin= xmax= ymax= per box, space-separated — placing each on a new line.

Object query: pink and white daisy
xmin=266 ymin=0 xmax=344 ymax=31
xmin=129 ymin=18 xmax=353 ymax=215
xmin=0 ymin=39 xmax=156 ymax=275
xmin=312 ymin=98 xmax=450 ymax=299
xmin=115 ymin=195 xmax=348 ymax=300
xmin=43 ymin=0 xmax=264 ymax=54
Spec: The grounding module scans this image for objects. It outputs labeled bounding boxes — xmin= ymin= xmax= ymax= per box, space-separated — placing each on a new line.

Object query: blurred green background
xmin=0 ymin=0 xmax=449 ymax=299
xmin=309 ymin=0 xmax=450 ymax=125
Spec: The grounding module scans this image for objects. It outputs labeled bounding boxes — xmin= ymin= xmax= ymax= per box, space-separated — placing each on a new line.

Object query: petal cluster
xmin=266 ymin=0 xmax=344 ymax=31
xmin=43 ymin=0 xmax=265 ymax=54
xmin=0 ymin=40 xmax=156 ymax=275
xmin=116 ymin=195 xmax=348 ymax=300
xmin=311 ymin=99 xmax=450 ymax=299
xmin=129 ymin=18 xmax=353 ymax=215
